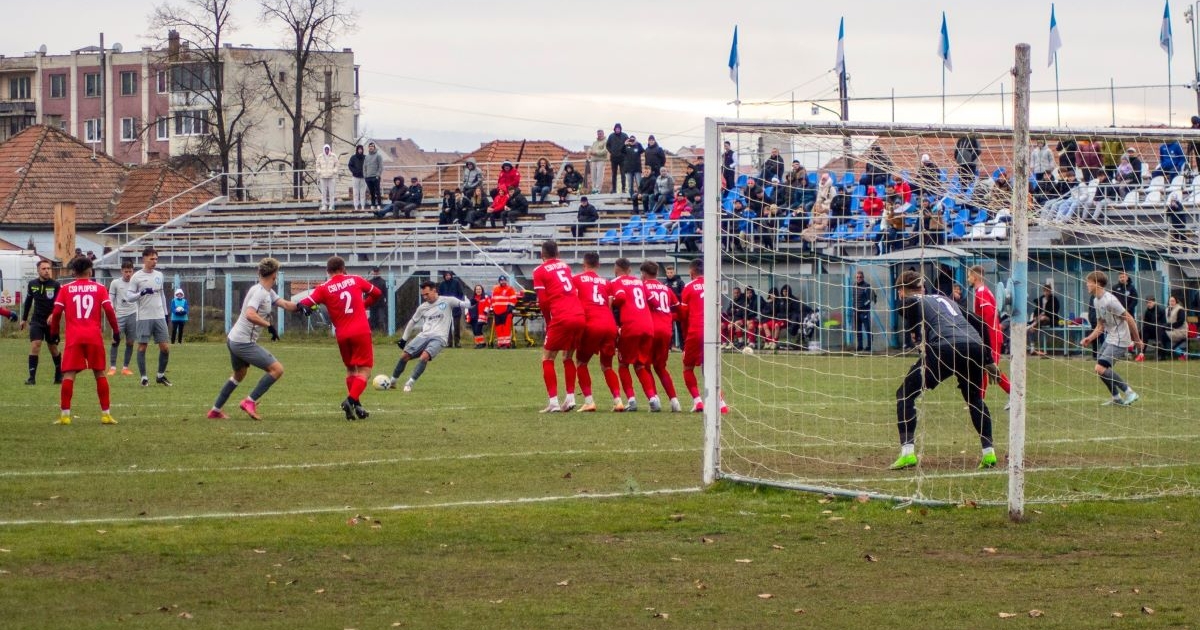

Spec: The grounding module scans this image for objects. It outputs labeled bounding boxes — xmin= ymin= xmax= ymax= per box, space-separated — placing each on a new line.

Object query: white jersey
xmin=229 ymin=284 xmax=279 ymax=344
xmin=1093 ymin=290 xmax=1132 ymax=348
xmin=402 ymin=296 xmax=471 ymax=343
xmin=127 ymin=268 xmax=166 ymax=320
xmin=108 ymin=277 xmax=137 ymax=318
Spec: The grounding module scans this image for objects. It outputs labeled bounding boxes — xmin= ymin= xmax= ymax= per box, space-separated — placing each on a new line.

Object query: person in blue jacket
xmin=170 ymin=288 xmax=189 ymax=344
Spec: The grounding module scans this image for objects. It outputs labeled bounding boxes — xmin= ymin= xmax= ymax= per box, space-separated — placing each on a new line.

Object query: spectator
xmin=756 ymin=204 xmax=779 ymax=251
xmin=621 ymin=135 xmax=645 ymax=200
xmin=572 ymin=196 xmax=599 ymax=238
xmin=1097 ymin=137 xmax=1124 ymax=181
xmin=861 ymin=185 xmax=884 ymax=220
xmin=1167 ymin=196 xmax=1191 ymax=253
xmin=348 ymin=144 xmax=367 ymax=211
xmin=880 ymin=198 xmax=907 ymax=254
xmin=1087 ymin=171 xmax=1121 ymax=220
xmin=368 ymin=267 xmax=388 ymax=333
xmin=588 ymin=129 xmax=608 ymax=193
xmin=852 ymin=270 xmax=876 ymax=352
xmin=399 ymin=177 xmax=424 ymax=218
xmin=652 ymin=169 xmax=675 ymax=214
xmin=785 ymin=161 xmax=814 ymax=211
xmin=678 ymin=163 xmax=702 ymax=201
xmin=462 ymin=188 xmax=488 ymax=229
xmin=606 ymin=123 xmax=629 ymax=193
xmin=374 ymin=176 xmax=408 ymax=219
xmin=828 ymin=184 xmax=851 ymax=232
xmin=1040 ymin=167 xmax=1081 ymax=221
xmin=1124 ymin=147 xmax=1144 ymax=185
xmin=919 ymin=196 xmax=946 ymax=245
xmin=496 ymin=160 xmax=521 ymax=196
xmin=1141 ymin=296 xmax=1169 ymax=359
xmin=1030 ymin=138 xmax=1055 ymax=180
xmin=487 ymin=186 xmax=510 ymax=229
xmin=467 ymin=284 xmax=491 ymax=348
xmin=1056 ymin=137 xmax=1078 ymax=169
xmin=762 ymin=147 xmax=785 ymax=183
xmin=557 ymin=164 xmax=584 ymax=204
xmin=892 ymin=177 xmax=913 ymax=205
xmin=169 ymin=288 xmax=188 ymax=345
xmin=693 ymin=155 xmax=705 ymax=188
xmin=722 ymin=140 xmax=736 ymax=190
xmin=1153 ymin=139 xmax=1187 ymax=180
xmin=635 ymin=166 xmax=656 ymax=214
xmin=720 ymin=287 xmax=744 ymax=348
xmin=1076 ymin=139 xmax=1103 ymax=181
xmin=644 ymin=135 xmax=666 ymax=175
xmin=912 ymin=153 xmax=942 ymax=199
xmin=744 ymin=177 xmax=766 ymax=214
xmin=859 ymin=145 xmax=892 ymax=187
xmin=679 ymin=195 xmax=702 ymax=253
xmin=460 ymin=157 xmax=484 ymax=201
xmin=1165 ymin=295 xmax=1189 ymax=357
xmin=364 ymin=142 xmax=384 ymax=210
xmin=315 ymin=144 xmax=340 ymax=211
xmin=1028 ymin=281 xmax=1060 ymax=356
xmin=503 ymin=186 xmax=529 ymax=232
xmin=988 ymin=168 xmax=1012 ymax=214
xmin=1115 ymin=155 xmax=1138 ymax=199
xmin=954 ymin=135 xmax=981 ymax=180
xmin=663 ymin=264 xmax=685 ymax=348
xmin=438 ymin=189 xmax=462 ymax=226
xmin=663 ymin=195 xmax=690 ymax=233
xmin=801 ymin=173 xmax=833 ymax=250
xmin=532 ymin=157 xmax=554 ymax=204
xmin=1188 ymin=116 xmax=1200 ymax=171
xmin=437 ymin=271 xmax=466 ymax=348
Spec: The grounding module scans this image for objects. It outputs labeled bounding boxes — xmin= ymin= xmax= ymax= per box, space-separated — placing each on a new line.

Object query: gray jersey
xmin=900 ymin=294 xmax=983 ymax=348
xmin=228 ymin=284 xmax=280 ymax=344
xmin=127 ymin=268 xmax=166 ymax=320
xmin=1093 ymin=291 xmax=1132 ymax=348
xmin=108 ymin=277 xmax=137 ymax=318
xmin=403 ymin=296 xmax=471 ymax=343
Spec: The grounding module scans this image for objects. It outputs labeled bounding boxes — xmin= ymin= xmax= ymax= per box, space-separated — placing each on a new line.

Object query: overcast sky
xmin=13 ymin=0 xmax=1200 ymax=152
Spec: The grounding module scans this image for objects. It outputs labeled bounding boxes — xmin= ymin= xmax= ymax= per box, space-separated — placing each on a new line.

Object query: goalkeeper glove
xmin=140 ymin=287 xmax=155 ymax=296
xmin=267 ymin=325 xmax=279 ymax=341
xmin=298 ymin=304 xmax=314 ymax=317
xmin=112 ymin=332 xmax=121 ymax=345
xmin=396 ymin=338 xmax=407 ymax=350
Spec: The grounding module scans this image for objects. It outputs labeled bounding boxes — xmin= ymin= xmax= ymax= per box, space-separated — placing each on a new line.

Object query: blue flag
xmin=835 ymin=18 xmax=846 ymax=76
xmin=728 ymin=26 xmax=740 ymax=84
xmin=1161 ymin=1 xmax=1174 ymax=59
xmin=937 ymin=12 xmax=953 ymax=72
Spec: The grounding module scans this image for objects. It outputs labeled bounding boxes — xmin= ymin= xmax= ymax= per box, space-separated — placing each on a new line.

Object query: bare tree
xmin=150 ymin=0 xmax=262 ymax=196
xmin=257 ymin=0 xmax=357 ymax=199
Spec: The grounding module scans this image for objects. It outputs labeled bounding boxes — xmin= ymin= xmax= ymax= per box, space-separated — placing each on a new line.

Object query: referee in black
xmin=20 ymin=259 xmax=62 ymax=385
xmin=890 ymin=270 xmax=997 ymax=471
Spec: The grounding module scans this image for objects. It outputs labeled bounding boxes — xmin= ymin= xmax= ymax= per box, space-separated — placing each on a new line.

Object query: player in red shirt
xmin=47 ymin=257 xmax=120 ymax=425
xmin=641 ymin=261 xmax=681 ymax=412
xmin=967 ymin=265 xmax=1012 ymax=403
xmin=297 ymin=256 xmax=382 ymax=420
xmin=573 ymin=252 xmax=622 ymax=412
xmin=532 ymin=240 xmax=586 ymax=413
xmin=610 ymin=257 xmax=658 ymax=411
xmin=677 ymin=258 xmax=727 ymax=413
xmin=0 ymin=306 xmax=17 ymax=322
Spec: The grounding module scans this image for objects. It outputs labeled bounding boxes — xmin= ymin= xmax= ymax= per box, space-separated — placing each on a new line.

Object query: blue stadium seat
xmin=599 ymin=229 xmax=620 ymax=245
xmin=807 ymin=172 xmax=818 ymax=186
xmin=841 ymin=172 xmax=855 ymax=188
xmin=736 ymin=174 xmax=749 ymax=188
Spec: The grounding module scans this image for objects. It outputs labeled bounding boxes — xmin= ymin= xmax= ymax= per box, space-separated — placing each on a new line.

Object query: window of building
xmin=84 ymin=119 xmax=102 ymax=143
xmin=9 ymin=76 xmax=31 ymax=100
xmin=50 ymin=74 xmax=67 ymax=99
xmin=170 ymin=63 xmax=217 ymax=92
xmin=120 ymin=117 xmax=138 ymax=141
xmin=156 ymin=116 xmax=169 ymax=141
xmin=156 ymin=70 xmax=167 ymax=94
xmin=120 ymin=71 xmax=137 ymax=96
xmin=84 ymin=73 xmax=100 ymax=98
xmin=174 ymin=110 xmax=208 ymax=136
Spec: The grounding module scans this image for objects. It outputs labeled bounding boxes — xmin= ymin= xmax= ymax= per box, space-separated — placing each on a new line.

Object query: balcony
xmin=0 ymin=100 xmax=35 ymax=116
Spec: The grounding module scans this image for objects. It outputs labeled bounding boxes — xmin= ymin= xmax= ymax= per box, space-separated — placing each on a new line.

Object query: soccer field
xmin=1 ymin=338 xmax=1197 ymax=628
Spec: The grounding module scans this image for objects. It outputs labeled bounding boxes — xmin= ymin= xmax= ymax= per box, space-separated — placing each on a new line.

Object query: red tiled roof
xmin=113 ymin=163 xmax=221 ymax=224
xmin=420 ymin=140 xmax=588 ymax=195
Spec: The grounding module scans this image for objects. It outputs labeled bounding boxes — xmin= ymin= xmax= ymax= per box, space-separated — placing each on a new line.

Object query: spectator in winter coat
xmin=348 ymin=145 xmax=367 ymax=211
xmin=955 ymin=135 xmax=981 ymax=179
xmin=634 ymin=166 xmax=656 ymax=214
xmin=678 ymin=163 xmax=702 ymax=201
xmin=439 ymin=189 xmax=462 ymax=225
xmin=375 ymin=176 xmax=408 ymax=219
xmin=652 ymin=171 xmax=675 ymax=214
xmin=1076 ymin=140 xmax=1102 ymax=181
xmin=437 ymin=271 xmax=466 ymax=348
xmin=503 ymin=187 xmax=529 ymax=231
xmin=662 ymin=196 xmax=691 ymax=233
xmin=762 ymin=147 xmax=785 ymax=183
xmin=170 ymin=289 xmax=189 ymax=345
xmin=460 ymin=157 xmax=484 ymax=200
xmin=912 ymin=153 xmax=942 ymax=199
xmin=859 ymin=145 xmax=892 ymax=187
xmin=1030 ymin=138 xmax=1056 ymax=180
xmin=399 ymin=177 xmax=424 ymax=217
xmin=1153 ymin=140 xmax=1187 ymax=180
xmin=621 ymin=136 xmax=645 ymax=199
xmin=488 ymin=186 xmax=510 ymax=228
xmin=364 ymin=142 xmax=384 ymax=209
xmin=557 ymin=164 xmax=584 ymax=204
xmin=588 ymin=129 xmax=608 ymax=193
xmin=606 ymin=123 xmax=629 ymax=193
xmin=496 ymin=160 xmax=521 ymax=196
xmin=572 ymin=196 xmax=599 ymax=238
xmin=801 ymin=174 xmax=834 ymax=247
xmin=785 ymin=162 xmax=814 ymax=211
xmin=315 ymin=144 xmax=340 ymax=211
xmin=722 ymin=140 xmax=736 ymax=190
xmin=861 ymin=185 xmax=884 ymax=218
xmin=644 ymin=135 xmax=667 ymax=175
xmin=532 ymin=158 xmax=554 ymax=204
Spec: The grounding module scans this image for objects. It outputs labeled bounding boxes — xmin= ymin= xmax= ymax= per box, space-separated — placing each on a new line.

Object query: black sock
xmin=28 ymin=355 xmax=37 ymax=380
xmin=52 ymin=354 xmax=62 ymax=380
xmin=157 ymin=349 xmax=169 ymax=376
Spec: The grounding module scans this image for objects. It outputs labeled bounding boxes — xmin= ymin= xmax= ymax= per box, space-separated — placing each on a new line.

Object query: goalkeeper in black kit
xmin=890 ymin=270 xmax=997 ymax=471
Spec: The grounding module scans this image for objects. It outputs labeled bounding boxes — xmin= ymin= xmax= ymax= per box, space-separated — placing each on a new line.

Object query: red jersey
xmin=609 ymin=274 xmax=654 ymax=336
xmin=643 ymin=279 xmax=677 ymax=336
xmin=972 ymin=283 xmax=1003 ymax=354
xmin=575 ymin=271 xmax=618 ymax=332
xmin=49 ymin=279 xmax=118 ymax=343
xmin=678 ymin=277 xmax=706 ymax=336
xmin=300 ymin=274 xmax=380 ymax=339
xmin=533 ymin=258 xmax=585 ymax=323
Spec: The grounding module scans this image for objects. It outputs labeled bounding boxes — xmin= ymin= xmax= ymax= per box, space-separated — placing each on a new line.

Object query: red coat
xmin=497 ymin=167 xmax=521 ymax=193
xmin=862 ymin=191 xmax=884 ymax=217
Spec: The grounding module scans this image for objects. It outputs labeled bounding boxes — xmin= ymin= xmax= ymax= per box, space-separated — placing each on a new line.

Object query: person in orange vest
xmin=467 ymin=284 xmax=491 ymax=348
xmin=490 ymin=275 xmax=520 ymax=348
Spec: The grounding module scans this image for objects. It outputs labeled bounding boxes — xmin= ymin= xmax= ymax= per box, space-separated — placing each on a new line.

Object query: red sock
xmin=683 ymin=367 xmax=700 ymax=398
xmin=635 ymin=365 xmax=658 ymax=398
xmin=576 ymin=363 xmax=593 ymax=397
xmin=618 ymin=365 xmax=634 ymax=398
xmin=562 ymin=359 xmax=576 ymax=397
xmin=345 ymin=375 xmax=355 ymax=396
xmin=542 ymin=359 xmax=558 ymax=397
xmin=60 ymin=377 xmax=74 ymax=411
xmin=96 ymin=376 xmax=110 ymax=411
xmin=348 ymin=375 xmax=367 ymax=400
xmin=603 ymin=368 xmax=621 ymax=398
xmin=654 ymin=364 xmax=677 ymax=399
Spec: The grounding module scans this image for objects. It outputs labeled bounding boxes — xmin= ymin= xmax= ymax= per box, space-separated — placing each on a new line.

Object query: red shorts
xmin=651 ymin=330 xmax=672 ymax=367
xmin=62 ymin=341 xmax=106 ymax=373
xmin=544 ymin=314 xmax=585 ymax=353
xmin=683 ymin=335 xmax=704 ymax=368
xmin=337 ymin=333 xmax=374 ymax=368
xmin=616 ymin=330 xmax=652 ymax=366
xmin=577 ymin=325 xmax=617 ymax=362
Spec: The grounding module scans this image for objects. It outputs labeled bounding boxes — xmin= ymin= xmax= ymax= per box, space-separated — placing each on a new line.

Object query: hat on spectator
xmin=174 ymin=289 xmax=184 ymax=297
xmin=465 ymin=157 xmax=476 ymax=166
xmin=580 ymin=196 xmax=588 ymax=202
xmin=498 ymin=275 xmax=508 ymax=282
xmin=1192 ymin=115 xmax=1200 ymax=126
xmin=792 ymin=159 xmax=800 ymax=165
xmin=920 ymin=153 xmax=931 ymax=162
xmin=501 ymin=160 xmax=513 ymax=168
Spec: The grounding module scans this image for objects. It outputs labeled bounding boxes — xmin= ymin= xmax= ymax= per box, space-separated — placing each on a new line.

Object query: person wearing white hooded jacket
xmin=315 ymin=144 xmax=341 ymax=211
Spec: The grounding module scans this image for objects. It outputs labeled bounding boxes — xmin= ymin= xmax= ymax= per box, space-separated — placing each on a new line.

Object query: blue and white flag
xmin=1161 ymin=1 xmax=1174 ymax=59
xmin=937 ymin=12 xmax=953 ymax=72
xmin=728 ymin=26 xmax=740 ymax=84
xmin=1047 ymin=4 xmax=1062 ymax=68
xmin=835 ymin=18 xmax=846 ymax=75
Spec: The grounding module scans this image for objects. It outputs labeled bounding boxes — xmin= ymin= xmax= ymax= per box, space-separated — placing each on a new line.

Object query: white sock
xmin=548 ymin=397 xmax=559 ymax=407
xmin=61 ymin=408 xmax=70 ymax=416
xmin=669 ymin=397 xmax=679 ymax=405
xmin=901 ymin=443 xmax=915 ymax=457
xmin=982 ymin=447 xmax=995 ymax=457
xmin=649 ymin=395 xmax=660 ymax=404
xmin=627 ymin=397 xmax=637 ymax=405
xmin=583 ymin=395 xmax=594 ymax=405
xmin=693 ymin=396 xmax=703 ymax=405
xmin=564 ymin=394 xmax=575 ymax=405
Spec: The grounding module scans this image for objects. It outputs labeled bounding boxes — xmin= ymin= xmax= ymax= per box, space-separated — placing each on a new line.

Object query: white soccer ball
xmin=372 ymin=374 xmax=392 ymax=390
xmin=741 ymin=345 xmax=755 ymax=356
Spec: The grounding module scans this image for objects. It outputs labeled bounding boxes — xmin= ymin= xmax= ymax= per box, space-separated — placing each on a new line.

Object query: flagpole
xmin=1169 ymin=60 xmax=1173 ymax=126
xmin=1054 ymin=53 xmax=1061 ymax=126
xmin=942 ymin=66 xmax=946 ymax=123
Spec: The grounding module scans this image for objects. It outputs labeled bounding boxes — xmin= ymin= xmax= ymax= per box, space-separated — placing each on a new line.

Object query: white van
xmin=0 ymin=250 xmax=43 ymax=324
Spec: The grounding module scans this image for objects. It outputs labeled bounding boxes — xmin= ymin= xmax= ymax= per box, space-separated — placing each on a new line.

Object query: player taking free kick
xmin=533 ymin=240 xmax=586 ymax=413
xmin=47 ymin=257 xmax=120 ymax=425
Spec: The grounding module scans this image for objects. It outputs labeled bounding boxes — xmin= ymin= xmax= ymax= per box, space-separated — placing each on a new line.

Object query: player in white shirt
xmin=126 ymin=246 xmax=171 ymax=386
xmin=106 ymin=260 xmax=138 ymax=376
xmin=207 ymin=258 xmax=302 ymax=420
xmin=387 ymin=281 xmax=471 ymax=392
xmin=1081 ymin=270 xmax=1145 ymax=406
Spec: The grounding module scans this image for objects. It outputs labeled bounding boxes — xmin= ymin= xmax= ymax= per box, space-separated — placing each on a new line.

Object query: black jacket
xmin=561 ymin=169 xmax=583 ymax=189
xmin=404 ymin=184 xmax=424 ymax=205
xmin=23 ymin=278 xmax=60 ymax=322
xmin=348 ymin=153 xmax=365 ymax=178
xmin=533 ymin=167 xmax=554 ymax=189
xmin=621 ymin=143 xmax=645 ymax=173
xmin=507 ymin=191 xmax=529 ymax=215
xmin=606 ymin=132 xmax=629 ymax=158
xmin=644 ymin=143 xmax=666 ymax=172
xmin=576 ymin=202 xmax=599 ymax=223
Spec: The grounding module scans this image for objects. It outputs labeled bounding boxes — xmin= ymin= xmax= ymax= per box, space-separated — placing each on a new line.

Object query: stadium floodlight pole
xmin=1008 ymin=43 xmax=1032 ymax=523
xmin=701 ymin=118 xmax=723 ymax=486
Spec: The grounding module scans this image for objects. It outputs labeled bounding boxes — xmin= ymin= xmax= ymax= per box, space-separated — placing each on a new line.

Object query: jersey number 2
xmin=339 ymin=290 xmax=354 ymax=314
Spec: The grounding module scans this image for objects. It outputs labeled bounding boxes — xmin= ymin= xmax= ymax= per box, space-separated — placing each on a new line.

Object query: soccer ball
xmin=741 ymin=345 xmax=755 ymax=356
xmin=372 ymin=374 xmax=392 ymax=390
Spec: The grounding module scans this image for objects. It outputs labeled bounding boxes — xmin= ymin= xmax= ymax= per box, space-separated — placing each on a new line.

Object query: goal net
xmin=702 ymin=118 xmax=1200 ymax=506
